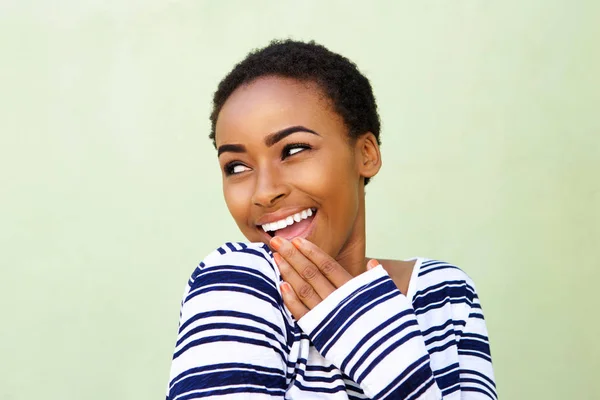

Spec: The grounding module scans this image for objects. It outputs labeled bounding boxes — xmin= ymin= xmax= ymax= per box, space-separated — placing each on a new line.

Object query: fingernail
xmin=280 ymin=281 xmax=290 ymax=293
xmin=367 ymin=259 xmax=379 ymax=270
xmin=273 ymin=252 xmax=282 ymax=265
xmin=291 ymin=237 xmax=303 ymax=247
xmin=270 ymin=236 xmax=282 ymax=249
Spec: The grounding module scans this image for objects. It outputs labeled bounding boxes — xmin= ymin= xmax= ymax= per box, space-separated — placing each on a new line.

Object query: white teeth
xmin=260 ymin=208 xmax=316 ymax=233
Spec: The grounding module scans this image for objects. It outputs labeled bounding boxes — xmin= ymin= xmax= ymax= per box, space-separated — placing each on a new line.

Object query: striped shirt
xmin=167 ymin=242 xmax=496 ymax=399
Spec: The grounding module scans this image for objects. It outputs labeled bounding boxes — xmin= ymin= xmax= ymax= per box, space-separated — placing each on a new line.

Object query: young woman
xmin=167 ymin=40 xmax=496 ymax=399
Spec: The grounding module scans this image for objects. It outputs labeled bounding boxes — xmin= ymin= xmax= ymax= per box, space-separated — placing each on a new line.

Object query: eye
xmin=224 ymin=162 xmax=250 ymax=176
xmin=282 ymin=143 xmax=311 ymax=159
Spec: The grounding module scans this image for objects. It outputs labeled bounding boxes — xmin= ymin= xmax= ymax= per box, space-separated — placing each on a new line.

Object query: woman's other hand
xmin=270 ymin=236 xmax=379 ymax=320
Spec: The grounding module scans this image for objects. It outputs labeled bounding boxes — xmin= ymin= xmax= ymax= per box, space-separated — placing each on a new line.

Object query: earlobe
xmin=357 ymin=132 xmax=382 ymax=179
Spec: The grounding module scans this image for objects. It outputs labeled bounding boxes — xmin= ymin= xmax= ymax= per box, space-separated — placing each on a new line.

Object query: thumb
xmin=367 ymin=259 xmax=380 ymax=271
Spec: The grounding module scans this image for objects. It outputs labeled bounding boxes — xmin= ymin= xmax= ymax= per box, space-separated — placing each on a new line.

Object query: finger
xmin=367 ymin=259 xmax=380 ymax=270
xmin=280 ymin=281 xmax=309 ymax=320
xmin=291 ymin=237 xmax=353 ymax=288
xmin=274 ymin=252 xmax=322 ymax=310
xmin=271 ymin=237 xmax=336 ymax=299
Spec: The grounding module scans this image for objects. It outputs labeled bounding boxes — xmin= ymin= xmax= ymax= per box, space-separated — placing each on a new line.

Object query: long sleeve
xmin=297 ymin=264 xmax=497 ymax=400
xmin=456 ymin=290 xmax=497 ymax=398
xmin=166 ymin=243 xmax=290 ymax=399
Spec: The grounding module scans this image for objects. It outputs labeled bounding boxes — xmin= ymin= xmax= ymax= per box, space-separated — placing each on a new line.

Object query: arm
xmin=456 ymin=290 xmax=497 ymax=399
xmin=166 ymin=243 xmax=289 ymax=399
xmin=273 ymin=238 xmax=496 ymax=399
xmin=297 ymin=265 xmax=442 ymax=399
xmin=298 ymin=265 xmax=497 ymax=399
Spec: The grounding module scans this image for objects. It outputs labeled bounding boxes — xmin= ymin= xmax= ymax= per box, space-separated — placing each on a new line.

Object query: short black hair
xmin=210 ymin=39 xmax=381 ymax=184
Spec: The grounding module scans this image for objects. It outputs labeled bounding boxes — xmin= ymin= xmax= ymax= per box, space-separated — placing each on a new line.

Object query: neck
xmin=335 ymin=191 xmax=368 ymax=277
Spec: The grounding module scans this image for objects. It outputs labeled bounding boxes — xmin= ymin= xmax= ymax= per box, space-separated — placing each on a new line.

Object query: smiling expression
xmin=215 ymin=76 xmax=377 ymax=260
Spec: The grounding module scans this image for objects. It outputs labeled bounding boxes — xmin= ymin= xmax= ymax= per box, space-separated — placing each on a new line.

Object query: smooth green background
xmin=1 ymin=1 xmax=598 ymax=399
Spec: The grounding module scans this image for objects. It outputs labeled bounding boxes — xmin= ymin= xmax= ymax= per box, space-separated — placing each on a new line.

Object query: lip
xmin=255 ymin=207 xmax=316 ymax=226
xmin=258 ymin=210 xmax=318 ymax=243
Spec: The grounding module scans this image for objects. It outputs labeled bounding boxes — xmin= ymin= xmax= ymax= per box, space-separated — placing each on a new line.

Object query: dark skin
xmin=271 ymin=237 xmax=415 ymax=319
xmin=215 ymin=76 xmax=414 ymax=320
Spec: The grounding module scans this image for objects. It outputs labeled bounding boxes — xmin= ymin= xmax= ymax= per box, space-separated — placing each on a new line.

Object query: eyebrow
xmin=217 ymin=143 xmax=246 ymax=156
xmin=264 ymin=125 xmax=319 ymax=147
xmin=217 ymin=125 xmax=319 ymax=156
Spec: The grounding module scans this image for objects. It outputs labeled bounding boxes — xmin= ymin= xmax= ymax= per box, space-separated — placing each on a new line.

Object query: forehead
xmin=215 ymin=76 xmax=344 ymax=145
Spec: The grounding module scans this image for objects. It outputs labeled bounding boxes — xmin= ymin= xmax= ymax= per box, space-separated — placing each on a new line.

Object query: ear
xmin=355 ymin=132 xmax=382 ymax=180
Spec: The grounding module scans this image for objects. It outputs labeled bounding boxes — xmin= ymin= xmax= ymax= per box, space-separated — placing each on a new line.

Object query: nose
xmin=251 ymin=167 xmax=289 ymax=208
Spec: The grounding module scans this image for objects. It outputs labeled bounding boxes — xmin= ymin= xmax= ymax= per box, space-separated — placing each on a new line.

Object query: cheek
xmin=223 ymin=183 xmax=251 ymax=225
xmin=291 ymin=151 xmax=359 ymax=212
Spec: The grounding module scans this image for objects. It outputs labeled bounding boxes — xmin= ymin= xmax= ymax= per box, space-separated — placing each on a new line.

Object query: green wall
xmin=1 ymin=1 xmax=598 ymax=399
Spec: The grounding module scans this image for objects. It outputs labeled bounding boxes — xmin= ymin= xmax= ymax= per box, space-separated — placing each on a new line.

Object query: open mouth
xmin=259 ymin=207 xmax=317 ymax=240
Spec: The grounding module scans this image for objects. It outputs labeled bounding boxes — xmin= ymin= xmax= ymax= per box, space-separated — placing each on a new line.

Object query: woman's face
xmin=215 ymin=76 xmax=373 ymax=259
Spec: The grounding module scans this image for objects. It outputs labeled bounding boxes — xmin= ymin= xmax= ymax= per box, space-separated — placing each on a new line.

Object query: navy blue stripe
xmin=427 ymin=337 xmax=459 ymax=355
xmin=348 ymin=319 xmax=419 ymax=378
xmin=305 ymin=363 xmax=339 ymax=373
xmin=413 ymin=279 xmax=474 ymax=300
xmin=173 ymin=385 xmax=285 ymax=400
xmin=341 ymin=309 xmax=413 ymax=371
xmin=173 ymin=335 xmax=287 ymax=361
xmin=461 ymin=386 xmax=496 ymax=399
xmin=314 ymin=280 xmax=399 ymax=353
xmin=320 ymin=289 xmax=401 ymax=355
xmin=458 ymin=349 xmax=492 ymax=363
xmin=433 ymin=363 xmax=460 ymax=390
xmin=433 ymin=362 xmax=458 ymax=376
xmin=357 ymin=330 xmax=424 ymax=383
xmin=413 ymin=282 xmax=474 ymax=312
xmin=170 ymin=368 xmax=285 ymax=396
xmin=293 ymin=380 xmax=347 ymax=394
xmin=424 ymin=325 xmax=456 ymax=346
xmin=414 ymin=296 xmax=474 ymax=316
xmin=239 ymin=247 xmax=275 ymax=266
xmin=170 ymin=362 xmax=284 ymax=385
xmin=461 ymin=377 xmax=497 ymax=398
xmin=176 ymin=322 xmax=288 ymax=352
xmin=371 ymin=356 xmax=432 ymax=400
xmin=460 ymin=368 xmax=496 ymax=388
xmin=299 ymin=371 xmax=344 ymax=383
xmin=225 ymin=242 xmax=237 ymax=252
xmin=348 ymin=395 xmax=367 ymax=400
xmin=188 ymin=269 xmax=279 ymax=302
xmin=186 ymin=285 xmax=280 ymax=310
xmin=188 ymin=265 xmax=203 ymax=285
xmin=179 ymin=310 xmax=284 ymax=337
xmin=201 ymin=264 xmax=278 ymax=291
xmin=440 ymin=382 xmax=461 ymax=396
xmin=458 ymin=338 xmax=491 ymax=356
xmin=419 ymin=260 xmax=445 ymax=268
xmin=419 ymin=264 xmax=460 ymax=277
xmin=461 ymin=332 xmax=489 ymax=341
xmin=406 ymin=377 xmax=436 ymax=400
xmin=216 ymin=246 xmax=226 ymax=255
xmin=420 ymin=318 xmax=464 ymax=337
xmin=307 ymin=276 xmax=389 ymax=337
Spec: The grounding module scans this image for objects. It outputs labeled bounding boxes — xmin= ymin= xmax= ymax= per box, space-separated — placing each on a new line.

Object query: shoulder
xmin=181 ymin=241 xmax=282 ymax=310
xmin=416 ymin=259 xmax=477 ymax=286
xmin=411 ymin=258 xmax=481 ymax=314
xmin=185 ymin=242 xmax=279 ymax=294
